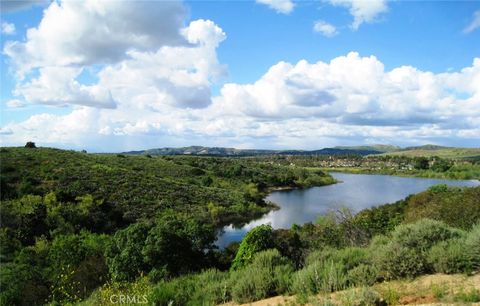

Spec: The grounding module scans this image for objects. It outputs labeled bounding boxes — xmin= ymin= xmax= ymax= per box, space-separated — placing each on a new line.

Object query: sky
xmin=0 ymin=0 xmax=479 ymax=152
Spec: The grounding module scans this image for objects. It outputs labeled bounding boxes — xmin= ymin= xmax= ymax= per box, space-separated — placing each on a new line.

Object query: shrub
xmin=306 ymin=247 xmax=368 ymax=272
xmin=149 ymin=276 xmax=196 ymax=306
xmin=455 ymin=288 xmax=480 ymax=303
xmin=464 ymin=224 xmax=480 ymax=272
xmin=374 ymin=219 xmax=464 ymax=279
xmin=375 ymin=241 xmax=428 ymax=279
xmin=339 ymin=287 xmax=382 ymax=306
xmin=391 ymin=219 xmax=463 ymax=251
xmin=292 ymin=260 xmax=348 ymax=297
xmin=347 ymin=264 xmax=379 ymax=286
xmin=231 ymin=249 xmax=293 ymax=303
xmin=428 ymin=238 xmax=471 ymax=274
xmin=188 ymin=269 xmax=230 ymax=306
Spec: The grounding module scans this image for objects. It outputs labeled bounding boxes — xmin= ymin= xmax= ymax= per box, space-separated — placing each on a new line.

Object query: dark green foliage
xmin=142 ymin=211 xmax=215 ymax=278
xmin=272 ymin=229 xmax=303 ymax=268
xmin=106 ymin=212 xmax=215 ymax=282
xmin=231 ymin=224 xmax=274 ymax=270
xmin=414 ymin=157 xmax=429 ymax=170
xmin=404 ymin=186 xmax=480 ymax=229
xmin=24 ymin=141 xmax=36 ymax=148
xmin=352 ymin=199 xmax=406 ymax=238
xmin=104 ymin=222 xmax=152 ymax=282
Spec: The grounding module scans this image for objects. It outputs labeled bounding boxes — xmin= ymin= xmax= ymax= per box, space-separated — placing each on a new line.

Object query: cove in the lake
xmin=215 ymin=172 xmax=480 ymax=248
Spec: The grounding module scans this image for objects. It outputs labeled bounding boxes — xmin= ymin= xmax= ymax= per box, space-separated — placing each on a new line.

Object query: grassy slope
xmin=0 ymin=147 xmax=334 ymax=225
xmin=379 ymin=147 xmax=480 ymax=159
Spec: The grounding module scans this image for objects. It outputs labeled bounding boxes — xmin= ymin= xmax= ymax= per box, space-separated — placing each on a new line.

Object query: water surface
xmin=216 ymin=172 xmax=479 ymax=248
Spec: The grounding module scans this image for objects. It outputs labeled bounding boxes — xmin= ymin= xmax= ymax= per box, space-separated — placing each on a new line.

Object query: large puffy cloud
xmin=14 ymin=67 xmax=116 ymax=108
xmin=4 ymin=0 xmax=187 ymax=75
xmin=327 ymin=0 xmax=388 ymax=30
xmin=3 ymin=0 xmax=225 ymax=110
xmin=217 ymin=53 xmax=480 ymax=129
xmin=2 ymin=53 xmax=480 ymax=150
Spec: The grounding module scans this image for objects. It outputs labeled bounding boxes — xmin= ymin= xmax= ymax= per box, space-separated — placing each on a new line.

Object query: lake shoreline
xmin=215 ymin=172 xmax=480 ymax=248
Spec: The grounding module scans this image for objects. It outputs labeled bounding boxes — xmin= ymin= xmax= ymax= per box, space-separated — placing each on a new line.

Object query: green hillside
xmin=381 ymin=146 xmax=480 ymax=159
xmin=334 ymin=144 xmax=401 ymax=153
xmin=0 ymin=147 xmax=334 ymax=305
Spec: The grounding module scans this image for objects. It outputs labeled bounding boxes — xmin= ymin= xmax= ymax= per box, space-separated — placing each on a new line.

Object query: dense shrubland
xmin=0 ymin=147 xmax=334 ymax=305
xmin=0 ymin=147 xmax=479 ymax=305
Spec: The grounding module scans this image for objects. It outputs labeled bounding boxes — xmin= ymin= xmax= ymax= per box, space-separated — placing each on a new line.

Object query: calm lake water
xmin=215 ymin=172 xmax=480 ymax=248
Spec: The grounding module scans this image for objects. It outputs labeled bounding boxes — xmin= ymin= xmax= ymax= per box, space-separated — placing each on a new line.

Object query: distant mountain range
xmin=124 ymin=144 xmax=478 ymax=157
xmin=124 ymin=145 xmax=385 ymax=156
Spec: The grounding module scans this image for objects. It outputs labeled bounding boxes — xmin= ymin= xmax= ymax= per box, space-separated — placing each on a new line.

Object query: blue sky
xmin=1 ymin=0 xmax=479 ymax=151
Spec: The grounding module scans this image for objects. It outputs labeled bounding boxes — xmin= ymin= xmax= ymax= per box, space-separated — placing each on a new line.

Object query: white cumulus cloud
xmin=256 ymin=0 xmax=294 ymax=14
xmin=5 ymin=99 xmax=25 ymax=108
xmin=1 ymin=22 xmax=16 ymax=35
xmin=4 ymin=52 xmax=479 ymax=151
xmin=3 ymin=1 xmax=226 ymax=110
xmin=3 ymin=0 xmax=187 ymax=76
xmin=327 ymin=0 xmax=388 ymax=30
xmin=313 ymin=20 xmax=338 ymax=37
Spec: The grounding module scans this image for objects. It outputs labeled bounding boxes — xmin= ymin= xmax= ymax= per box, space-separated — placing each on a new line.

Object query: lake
xmin=215 ymin=172 xmax=480 ymax=248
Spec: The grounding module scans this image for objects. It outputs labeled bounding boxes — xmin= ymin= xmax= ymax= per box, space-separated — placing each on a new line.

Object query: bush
xmin=149 ymin=276 xmax=196 ymax=306
xmin=292 ymin=260 xmax=348 ymax=297
xmin=231 ymin=249 xmax=293 ymax=303
xmin=189 ymin=269 xmax=230 ymax=305
xmin=306 ymin=247 xmax=368 ymax=272
xmin=464 ymin=224 xmax=480 ymax=272
xmin=428 ymin=238 xmax=471 ymax=274
xmin=391 ymin=219 xmax=463 ymax=251
xmin=347 ymin=264 xmax=379 ymax=286
xmin=373 ymin=219 xmax=463 ymax=279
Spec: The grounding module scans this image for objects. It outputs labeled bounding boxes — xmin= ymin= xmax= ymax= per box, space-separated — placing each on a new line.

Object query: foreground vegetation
xmin=78 ymin=184 xmax=480 ymax=306
xmin=0 ymin=147 xmax=334 ymax=305
xmin=1 ymin=147 xmax=479 ymax=305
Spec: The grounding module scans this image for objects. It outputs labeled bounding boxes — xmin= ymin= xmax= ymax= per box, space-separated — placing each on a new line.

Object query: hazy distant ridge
xmin=125 ymin=145 xmax=385 ymax=157
xmin=123 ymin=144 xmax=480 ymax=159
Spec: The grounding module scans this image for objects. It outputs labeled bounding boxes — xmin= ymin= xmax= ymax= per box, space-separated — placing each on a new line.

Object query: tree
xmin=105 ymin=222 xmax=151 ymax=282
xmin=142 ymin=211 xmax=215 ymax=278
xmin=231 ymin=224 xmax=274 ymax=270
xmin=414 ymin=157 xmax=429 ymax=170
xmin=25 ymin=142 xmax=36 ymax=148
